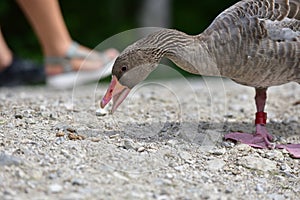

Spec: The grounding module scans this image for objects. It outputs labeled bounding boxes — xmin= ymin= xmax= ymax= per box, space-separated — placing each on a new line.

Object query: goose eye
xmin=121 ymin=65 xmax=127 ymax=72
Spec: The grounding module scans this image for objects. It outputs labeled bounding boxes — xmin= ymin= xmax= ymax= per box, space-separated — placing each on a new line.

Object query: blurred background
xmin=0 ymin=0 xmax=238 ymax=61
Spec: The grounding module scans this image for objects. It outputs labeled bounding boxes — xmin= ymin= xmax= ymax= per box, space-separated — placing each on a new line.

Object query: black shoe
xmin=0 ymin=56 xmax=45 ymax=87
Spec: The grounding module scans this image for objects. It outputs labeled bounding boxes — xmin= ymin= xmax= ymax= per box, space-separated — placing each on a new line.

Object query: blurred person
xmin=0 ymin=0 xmax=118 ymax=88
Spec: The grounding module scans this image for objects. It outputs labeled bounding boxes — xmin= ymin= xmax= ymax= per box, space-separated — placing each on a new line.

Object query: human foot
xmin=45 ymin=41 xmax=118 ymax=75
xmin=45 ymin=41 xmax=119 ymax=89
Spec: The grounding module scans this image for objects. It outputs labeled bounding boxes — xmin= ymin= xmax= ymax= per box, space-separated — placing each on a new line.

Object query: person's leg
xmin=16 ymin=0 xmax=71 ymax=57
xmin=16 ymin=0 xmax=118 ymax=75
xmin=0 ymin=28 xmax=13 ymax=71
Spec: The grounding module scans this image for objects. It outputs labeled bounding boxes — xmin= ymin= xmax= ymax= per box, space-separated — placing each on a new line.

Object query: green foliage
xmin=173 ymin=0 xmax=238 ymax=34
xmin=0 ymin=0 xmax=239 ymax=60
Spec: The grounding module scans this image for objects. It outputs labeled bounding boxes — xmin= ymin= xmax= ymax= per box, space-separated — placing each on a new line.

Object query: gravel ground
xmin=0 ymin=77 xmax=299 ymax=200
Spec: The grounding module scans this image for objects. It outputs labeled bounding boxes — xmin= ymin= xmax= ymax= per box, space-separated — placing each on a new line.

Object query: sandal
xmin=45 ymin=41 xmax=118 ymax=89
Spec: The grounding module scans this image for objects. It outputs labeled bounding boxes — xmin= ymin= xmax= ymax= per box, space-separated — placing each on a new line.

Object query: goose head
xmin=100 ymin=44 xmax=161 ymax=113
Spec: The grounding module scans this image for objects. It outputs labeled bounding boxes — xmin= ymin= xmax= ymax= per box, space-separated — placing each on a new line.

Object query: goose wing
xmin=251 ymin=0 xmax=300 ymax=42
xmin=205 ymin=0 xmax=300 ymax=87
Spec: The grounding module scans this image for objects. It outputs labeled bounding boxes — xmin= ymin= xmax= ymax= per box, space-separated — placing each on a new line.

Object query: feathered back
xmin=216 ymin=0 xmax=300 ymax=21
xmin=201 ymin=0 xmax=300 ymax=87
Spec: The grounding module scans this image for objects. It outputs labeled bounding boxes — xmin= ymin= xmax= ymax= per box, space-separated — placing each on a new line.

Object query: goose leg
xmin=225 ymin=88 xmax=274 ymax=148
xmin=225 ymin=88 xmax=300 ymax=158
xmin=252 ymin=88 xmax=274 ymax=147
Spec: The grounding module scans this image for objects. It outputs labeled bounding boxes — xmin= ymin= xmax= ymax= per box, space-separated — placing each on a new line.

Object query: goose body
xmin=101 ymin=0 xmax=300 ymax=157
xmin=203 ymin=0 xmax=300 ymax=87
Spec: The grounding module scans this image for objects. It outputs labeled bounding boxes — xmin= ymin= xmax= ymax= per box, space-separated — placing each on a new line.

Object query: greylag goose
xmin=101 ymin=0 xmax=300 ymax=157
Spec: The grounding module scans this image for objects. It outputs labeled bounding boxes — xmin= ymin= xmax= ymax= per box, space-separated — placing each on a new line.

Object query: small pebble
xmin=207 ymin=158 xmax=226 ymax=171
xmin=236 ymin=144 xmax=252 ymax=152
xmin=240 ymin=155 xmax=277 ymax=172
xmin=55 ymin=136 xmax=65 ymax=144
xmin=71 ymin=178 xmax=86 ymax=186
xmin=137 ymin=146 xmax=145 ymax=152
xmin=109 ymin=134 xmax=120 ymax=139
xmin=255 ymin=184 xmax=264 ymax=193
xmin=26 ymin=118 xmax=36 ymax=124
xmin=68 ymin=133 xmax=85 ymax=140
xmin=56 ymin=131 xmax=65 ymax=137
xmin=123 ymin=139 xmax=135 ymax=150
xmin=66 ymin=127 xmax=76 ymax=133
xmin=0 ymin=153 xmax=22 ymax=166
xmin=96 ymin=108 xmax=108 ymax=116
xmin=221 ymin=141 xmax=235 ymax=148
xmin=174 ymin=165 xmax=185 ymax=171
xmin=265 ymin=151 xmax=284 ymax=160
xmin=166 ymin=139 xmax=178 ymax=147
xmin=64 ymin=103 xmax=74 ymax=111
xmin=49 ymin=184 xmax=63 ymax=193
xmin=267 ymin=194 xmax=285 ymax=200
xmin=39 ymin=105 xmax=46 ymax=110
xmin=91 ymin=137 xmax=101 ymax=142
xmin=225 ymin=188 xmax=233 ymax=194
xmin=179 ymin=151 xmax=193 ymax=161
xmin=209 ymin=148 xmax=226 ymax=155
xmin=113 ymin=172 xmax=129 ymax=182
xmin=280 ymin=163 xmax=291 ymax=172
xmin=3 ymin=189 xmax=17 ymax=196
xmin=293 ymin=100 xmax=300 ymax=106
xmin=15 ymin=114 xmax=23 ymax=119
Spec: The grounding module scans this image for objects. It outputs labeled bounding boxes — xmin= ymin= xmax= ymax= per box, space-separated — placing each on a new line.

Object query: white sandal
xmin=46 ymin=41 xmax=117 ymax=89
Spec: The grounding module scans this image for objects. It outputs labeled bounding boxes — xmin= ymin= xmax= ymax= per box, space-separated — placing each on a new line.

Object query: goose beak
xmin=101 ymin=75 xmax=131 ymax=113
